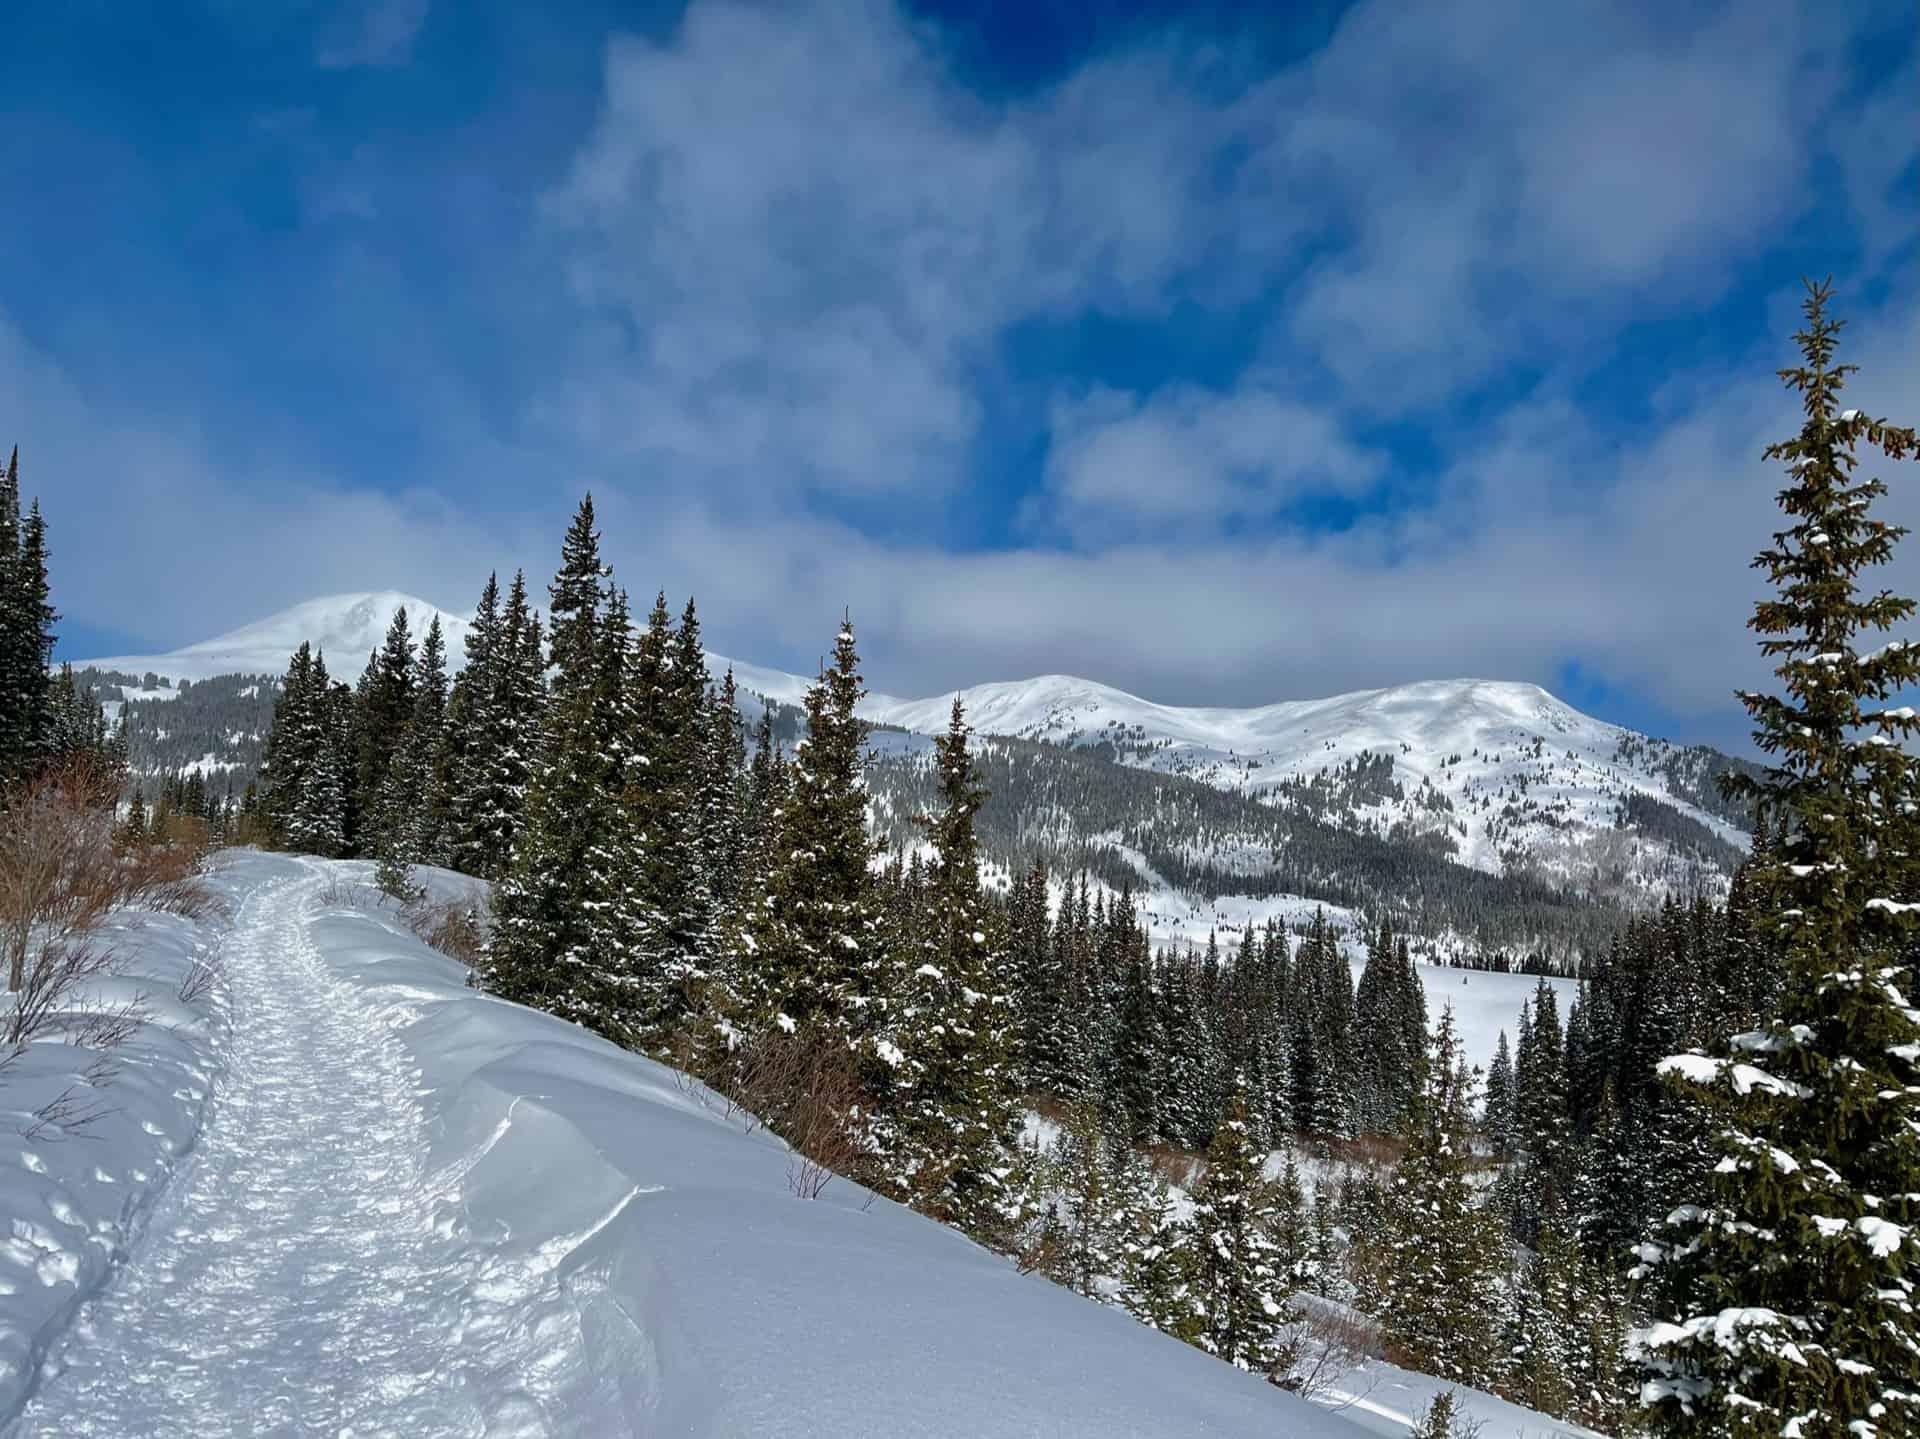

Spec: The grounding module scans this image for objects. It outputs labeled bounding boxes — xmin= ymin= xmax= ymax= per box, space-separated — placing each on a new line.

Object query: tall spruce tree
xmin=261 ymin=643 xmax=350 ymax=857
xmin=888 ymin=698 xmax=1022 ymax=1235
xmin=353 ymin=605 xmax=417 ymax=851
xmin=488 ymin=497 xmax=643 ymax=1035
xmin=0 ymin=451 xmax=55 ymax=785
xmin=373 ymin=615 xmax=450 ymax=899
xmin=1189 ymin=1074 xmax=1293 ymax=1375
xmin=1636 ymin=282 xmax=1920 ymax=1438
xmin=748 ymin=617 xmax=883 ymax=1041
xmin=1376 ymin=1004 xmax=1506 ymax=1386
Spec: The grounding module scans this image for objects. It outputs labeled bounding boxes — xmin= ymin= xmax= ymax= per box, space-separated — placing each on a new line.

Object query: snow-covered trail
xmin=10 ymin=862 xmax=551 ymax=1438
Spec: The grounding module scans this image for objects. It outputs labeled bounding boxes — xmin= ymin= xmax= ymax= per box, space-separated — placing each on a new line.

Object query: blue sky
xmin=5 ymin=0 xmax=1916 ymax=749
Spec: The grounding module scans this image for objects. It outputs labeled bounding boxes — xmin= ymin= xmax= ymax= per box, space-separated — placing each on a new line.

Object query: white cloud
xmin=1039 ymin=383 xmax=1384 ymax=543
xmin=316 ymin=0 xmax=430 ymax=69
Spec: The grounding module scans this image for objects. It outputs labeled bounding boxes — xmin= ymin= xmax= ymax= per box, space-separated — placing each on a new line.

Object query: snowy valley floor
xmin=0 ymin=853 xmax=1590 ymax=1437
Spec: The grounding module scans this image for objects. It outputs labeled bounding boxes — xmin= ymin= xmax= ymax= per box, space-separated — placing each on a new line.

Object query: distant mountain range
xmin=79 ymin=592 xmax=1761 ymax=965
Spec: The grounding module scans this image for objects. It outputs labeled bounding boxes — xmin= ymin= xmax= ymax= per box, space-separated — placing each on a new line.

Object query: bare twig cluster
xmin=0 ymin=760 xmax=218 ymax=1136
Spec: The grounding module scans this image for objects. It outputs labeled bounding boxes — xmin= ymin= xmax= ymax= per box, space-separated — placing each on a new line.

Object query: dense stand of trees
xmin=0 ymin=450 xmax=122 ymax=789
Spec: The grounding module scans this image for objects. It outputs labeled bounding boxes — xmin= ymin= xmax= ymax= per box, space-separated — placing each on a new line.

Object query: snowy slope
xmin=721 ymin=661 xmax=1751 ymax=899
xmin=83 ymin=592 xmax=475 ymax=685
xmin=6 ymin=854 xmax=1375 ymax=1438
xmin=0 ymin=892 xmax=229 ymax=1420
xmin=2 ymin=855 xmax=1595 ymax=1437
xmin=81 ymin=596 xmax=1748 ymax=901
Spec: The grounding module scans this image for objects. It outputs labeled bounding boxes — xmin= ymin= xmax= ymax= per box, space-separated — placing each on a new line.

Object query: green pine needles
xmin=1636 ymin=280 xmax=1920 ymax=1439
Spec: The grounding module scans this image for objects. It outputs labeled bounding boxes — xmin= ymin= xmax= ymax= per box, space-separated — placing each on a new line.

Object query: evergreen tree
xmin=353 ymin=605 xmax=417 ymax=850
xmin=0 ymin=451 xmax=55 ymax=784
xmin=1108 ymin=889 xmax=1162 ymax=1147
xmin=1504 ymin=1217 xmax=1581 ymax=1418
xmin=887 ymin=698 xmax=1023 ymax=1236
xmin=1483 ymin=1029 xmax=1514 ymax=1154
xmin=1637 ymin=282 xmax=1920 ymax=1438
xmin=1189 ymin=1075 xmax=1293 ymax=1375
xmin=261 ymin=644 xmax=350 ymax=857
xmin=1376 ymin=1005 xmax=1506 ymax=1385
xmin=748 ymin=616 xmax=883 ymax=1042
xmin=373 ymin=615 xmax=450 ymax=900
xmin=449 ymin=571 xmax=544 ymax=880
xmin=488 ymin=497 xmax=643 ymax=1035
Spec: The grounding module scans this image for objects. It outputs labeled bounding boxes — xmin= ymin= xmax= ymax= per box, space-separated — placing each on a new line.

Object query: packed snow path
xmin=11 ymin=863 xmax=553 ymax=1438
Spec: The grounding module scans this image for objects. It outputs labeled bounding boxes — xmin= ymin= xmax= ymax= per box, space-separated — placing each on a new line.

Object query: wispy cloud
xmin=316 ymin=0 xmax=430 ymax=69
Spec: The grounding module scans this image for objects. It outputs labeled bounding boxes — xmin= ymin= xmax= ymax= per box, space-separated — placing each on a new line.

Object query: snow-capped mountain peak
xmin=83 ymin=592 xmax=476 ymax=683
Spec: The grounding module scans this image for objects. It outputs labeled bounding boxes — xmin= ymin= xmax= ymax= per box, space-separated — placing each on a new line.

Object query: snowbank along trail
xmin=10 ymin=860 xmax=565 ymax=1438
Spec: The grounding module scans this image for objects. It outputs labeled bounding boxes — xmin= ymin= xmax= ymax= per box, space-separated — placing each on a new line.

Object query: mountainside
xmin=78 ymin=593 xmax=1760 ymax=963
xmin=832 ymin=670 xmax=1758 ymax=902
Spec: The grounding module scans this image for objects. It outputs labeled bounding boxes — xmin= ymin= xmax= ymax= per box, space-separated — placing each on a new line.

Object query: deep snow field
xmin=0 ymin=853 xmax=1590 ymax=1437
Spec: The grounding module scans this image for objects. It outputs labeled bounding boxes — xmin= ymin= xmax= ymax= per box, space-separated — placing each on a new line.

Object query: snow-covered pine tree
xmin=1109 ymin=891 xmax=1163 ymax=1148
xmin=1503 ymin=1216 xmax=1580 ymax=1419
xmin=1509 ymin=978 xmax=1571 ymax=1242
xmin=1355 ymin=916 xmax=1425 ymax=1134
xmin=441 ymin=571 xmax=502 ymax=874
xmin=1189 ymin=1074 xmax=1293 ymax=1375
xmin=887 ymin=698 xmax=1023 ymax=1237
xmin=1113 ymin=1140 xmax=1204 ymax=1345
xmin=1037 ymin=1102 xmax=1123 ymax=1302
xmin=699 ymin=670 xmax=748 ymax=935
xmin=0 ymin=451 xmax=56 ymax=786
xmin=448 ymin=571 xmax=545 ymax=881
xmin=1010 ymin=860 xmax=1058 ymax=1092
xmin=748 ymin=616 xmax=883 ymax=1042
xmin=1156 ymin=950 xmax=1210 ymax=1149
xmin=352 ymin=605 xmax=416 ymax=852
xmin=373 ymin=615 xmax=450 ymax=901
xmin=1376 ymin=1004 xmax=1505 ymax=1386
xmin=265 ymin=644 xmax=350 ymax=858
xmin=1292 ymin=910 xmax=1354 ymax=1137
xmin=1636 ymin=280 xmax=1920 ymax=1439
xmin=488 ymin=497 xmax=638 ymax=1036
xmin=1483 ymin=1030 xmax=1514 ymax=1154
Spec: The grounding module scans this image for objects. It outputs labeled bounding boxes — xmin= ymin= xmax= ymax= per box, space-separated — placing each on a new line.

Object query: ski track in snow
xmin=10 ymin=863 xmax=566 ymax=1438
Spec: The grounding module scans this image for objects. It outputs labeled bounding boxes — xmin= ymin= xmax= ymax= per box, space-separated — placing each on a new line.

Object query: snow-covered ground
xmin=0 ymin=891 xmax=229 ymax=1419
xmin=0 ymin=855 xmax=1356 ymax=1436
xmin=0 ymin=853 xmax=1595 ymax=1436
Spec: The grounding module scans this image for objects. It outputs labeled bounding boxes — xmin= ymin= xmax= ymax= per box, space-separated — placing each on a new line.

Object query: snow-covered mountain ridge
xmin=82 ymin=591 xmax=1756 ymax=907
xmin=832 ymin=669 xmax=1754 ymax=889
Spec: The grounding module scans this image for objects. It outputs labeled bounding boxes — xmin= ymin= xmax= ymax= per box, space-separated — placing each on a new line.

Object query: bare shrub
xmin=404 ymin=896 xmax=489 ymax=969
xmin=1324 ymin=1132 xmax=1404 ymax=1171
xmin=3 ymin=936 xmax=120 ymax=1048
xmin=0 ymin=761 xmax=217 ymax=1011
xmin=315 ymin=876 xmax=377 ymax=912
xmin=1273 ymin=1299 xmax=1381 ymax=1401
xmin=65 ymin=995 xmax=150 ymax=1053
xmin=178 ymin=949 xmax=223 ymax=1005
xmin=0 ymin=761 xmax=217 ymax=1137
xmin=719 ymin=1031 xmax=868 ymax=1199
xmin=22 ymin=1053 xmax=123 ymax=1143
xmin=1142 ymin=1140 xmax=1204 ymax=1191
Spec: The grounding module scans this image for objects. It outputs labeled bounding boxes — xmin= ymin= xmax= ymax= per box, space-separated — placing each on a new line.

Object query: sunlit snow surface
xmin=2 ymin=855 xmax=1366 ymax=1437
xmin=1 ymin=855 xmax=1594 ymax=1436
